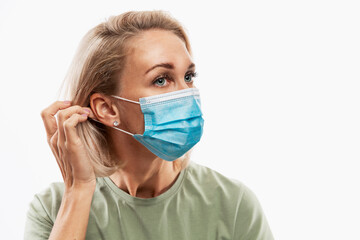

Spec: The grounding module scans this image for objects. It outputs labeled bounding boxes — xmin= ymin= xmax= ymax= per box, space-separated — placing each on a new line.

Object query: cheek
xmin=134 ymin=107 xmax=145 ymax=134
xmin=119 ymin=104 xmax=145 ymax=134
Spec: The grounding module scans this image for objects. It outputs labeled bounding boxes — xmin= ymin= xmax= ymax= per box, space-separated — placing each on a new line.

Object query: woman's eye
xmin=185 ymin=72 xmax=198 ymax=83
xmin=154 ymin=77 xmax=167 ymax=86
xmin=153 ymin=72 xmax=197 ymax=87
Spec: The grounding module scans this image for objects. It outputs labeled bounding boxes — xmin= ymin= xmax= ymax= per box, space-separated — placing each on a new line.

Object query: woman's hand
xmin=40 ymin=101 xmax=97 ymax=190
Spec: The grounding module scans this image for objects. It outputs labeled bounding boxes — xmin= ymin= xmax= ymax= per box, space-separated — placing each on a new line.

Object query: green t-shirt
xmin=24 ymin=160 xmax=274 ymax=240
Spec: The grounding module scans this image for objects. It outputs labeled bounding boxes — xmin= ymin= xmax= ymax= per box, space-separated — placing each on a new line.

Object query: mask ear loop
xmin=89 ymin=118 xmax=135 ymax=136
xmin=87 ymin=95 xmax=141 ymax=136
xmin=110 ymin=95 xmax=140 ymax=104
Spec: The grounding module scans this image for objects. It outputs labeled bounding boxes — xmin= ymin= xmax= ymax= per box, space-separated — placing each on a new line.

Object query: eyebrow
xmin=145 ymin=62 xmax=195 ymax=75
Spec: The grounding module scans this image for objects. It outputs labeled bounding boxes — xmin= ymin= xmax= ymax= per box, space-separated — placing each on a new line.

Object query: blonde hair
xmin=56 ymin=10 xmax=193 ymax=177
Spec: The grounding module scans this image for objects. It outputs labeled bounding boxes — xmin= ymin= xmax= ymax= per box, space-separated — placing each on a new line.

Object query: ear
xmin=89 ymin=93 xmax=120 ymax=127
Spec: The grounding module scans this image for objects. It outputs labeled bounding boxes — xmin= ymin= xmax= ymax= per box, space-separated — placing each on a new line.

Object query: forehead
xmin=125 ymin=29 xmax=191 ymax=69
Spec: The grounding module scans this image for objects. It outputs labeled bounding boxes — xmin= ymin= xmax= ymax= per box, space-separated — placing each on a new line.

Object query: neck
xmin=108 ymin=131 xmax=181 ymax=198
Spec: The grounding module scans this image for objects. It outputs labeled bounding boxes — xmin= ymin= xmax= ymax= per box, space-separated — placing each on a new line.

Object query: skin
xmin=41 ymin=29 xmax=197 ymax=239
xmin=41 ymin=103 xmax=97 ymax=240
xmin=89 ymin=29 xmax=197 ymax=198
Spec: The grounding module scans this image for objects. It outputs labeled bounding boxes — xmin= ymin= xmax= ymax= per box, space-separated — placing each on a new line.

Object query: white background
xmin=0 ymin=0 xmax=359 ymax=239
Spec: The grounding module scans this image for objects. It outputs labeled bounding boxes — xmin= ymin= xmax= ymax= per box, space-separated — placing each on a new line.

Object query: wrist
xmin=64 ymin=179 xmax=97 ymax=196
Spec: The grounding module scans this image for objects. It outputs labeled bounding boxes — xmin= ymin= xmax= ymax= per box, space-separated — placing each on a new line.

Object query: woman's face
xmin=114 ymin=29 xmax=197 ymax=135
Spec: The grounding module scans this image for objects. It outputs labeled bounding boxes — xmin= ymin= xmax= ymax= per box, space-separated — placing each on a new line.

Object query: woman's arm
xmin=49 ymin=183 xmax=96 ymax=240
xmin=34 ymin=101 xmax=97 ymax=239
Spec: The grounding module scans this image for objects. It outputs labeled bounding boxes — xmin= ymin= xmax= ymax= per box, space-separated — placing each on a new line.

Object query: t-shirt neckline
xmin=102 ymin=162 xmax=190 ymax=206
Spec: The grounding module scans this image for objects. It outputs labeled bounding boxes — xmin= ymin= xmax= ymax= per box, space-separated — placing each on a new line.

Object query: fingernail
xmin=81 ymin=113 xmax=88 ymax=118
xmin=83 ymin=108 xmax=90 ymax=113
xmin=64 ymin=101 xmax=71 ymax=104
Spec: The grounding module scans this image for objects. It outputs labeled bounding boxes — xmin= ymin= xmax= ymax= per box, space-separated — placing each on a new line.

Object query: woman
xmin=25 ymin=10 xmax=274 ymax=240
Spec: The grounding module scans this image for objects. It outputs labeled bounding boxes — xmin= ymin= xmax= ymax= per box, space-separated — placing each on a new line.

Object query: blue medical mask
xmin=104 ymin=88 xmax=204 ymax=161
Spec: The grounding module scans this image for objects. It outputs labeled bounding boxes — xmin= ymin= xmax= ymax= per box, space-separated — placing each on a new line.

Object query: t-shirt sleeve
xmin=233 ymin=185 xmax=274 ymax=240
xmin=24 ymin=194 xmax=54 ymax=240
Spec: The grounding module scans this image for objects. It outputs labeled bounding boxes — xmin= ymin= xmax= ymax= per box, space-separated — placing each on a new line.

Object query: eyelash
xmin=152 ymin=71 xmax=198 ymax=86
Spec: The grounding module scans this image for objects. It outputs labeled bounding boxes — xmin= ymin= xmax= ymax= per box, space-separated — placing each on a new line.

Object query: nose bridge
xmin=175 ymin=75 xmax=189 ymax=90
xmin=177 ymin=81 xmax=189 ymax=90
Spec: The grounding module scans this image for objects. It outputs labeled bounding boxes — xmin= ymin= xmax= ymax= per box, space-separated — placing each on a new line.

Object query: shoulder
xmin=184 ymin=161 xmax=274 ymax=239
xmin=27 ymin=182 xmax=65 ymax=223
xmin=185 ymin=160 xmax=248 ymax=198
xmin=24 ymin=182 xmax=65 ymax=239
xmin=27 ymin=178 xmax=108 ymax=220
xmin=25 ymin=178 xmax=107 ymax=239
xmin=183 ymin=160 xmax=251 ymax=211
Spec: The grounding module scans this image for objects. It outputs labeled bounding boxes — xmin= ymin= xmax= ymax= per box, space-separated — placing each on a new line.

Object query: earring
xmin=113 ymin=121 xmax=119 ymax=126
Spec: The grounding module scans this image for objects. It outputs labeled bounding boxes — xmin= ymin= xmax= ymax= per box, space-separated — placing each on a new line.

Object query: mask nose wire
xmin=87 ymin=95 xmax=141 ymax=136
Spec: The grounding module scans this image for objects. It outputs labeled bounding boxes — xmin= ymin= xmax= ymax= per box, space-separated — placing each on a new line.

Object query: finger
xmin=49 ymin=131 xmax=66 ymax=178
xmin=49 ymin=131 xmax=66 ymax=181
xmin=57 ymin=106 xmax=89 ymax=147
xmin=40 ymin=101 xmax=72 ymax=143
xmin=82 ymin=107 xmax=98 ymax=121
xmin=52 ymin=131 xmax=66 ymax=180
xmin=55 ymin=155 xmax=66 ymax=181
xmin=63 ymin=112 xmax=90 ymax=146
xmin=49 ymin=130 xmax=59 ymax=159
